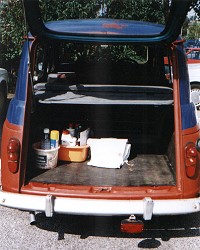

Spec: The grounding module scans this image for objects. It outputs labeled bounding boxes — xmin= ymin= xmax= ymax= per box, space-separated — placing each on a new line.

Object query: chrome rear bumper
xmin=0 ymin=191 xmax=200 ymax=220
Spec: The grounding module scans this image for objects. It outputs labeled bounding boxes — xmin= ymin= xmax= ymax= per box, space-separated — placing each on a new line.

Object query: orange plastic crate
xmin=58 ymin=145 xmax=89 ymax=162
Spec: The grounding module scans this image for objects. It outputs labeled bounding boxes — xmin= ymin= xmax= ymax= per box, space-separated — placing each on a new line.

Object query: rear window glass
xmin=33 ymin=41 xmax=171 ymax=86
xmin=57 ymin=43 xmax=148 ymax=64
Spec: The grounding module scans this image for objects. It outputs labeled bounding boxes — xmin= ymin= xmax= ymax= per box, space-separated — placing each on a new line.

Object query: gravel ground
xmin=0 ymin=205 xmax=199 ymax=250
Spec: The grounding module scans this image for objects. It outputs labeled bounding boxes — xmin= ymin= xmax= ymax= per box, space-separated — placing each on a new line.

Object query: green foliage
xmin=0 ymin=0 xmax=26 ymax=68
xmin=38 ymin=0 xmax=165 ymax=22
xmin=183 ymin=0 xmax=200 ymax=39
xmin=182 ymin=16 xmax=190 ymax=38
xmin=38 ymin=0 xmax=165 ymax=21
xmin=106 ymin=0 xmax=165 ymax=23
xmin=62 ymin=43 xmax=147 ymax=63
xmin=187 ymin=21 xmax=200 ymax=39
xmin=39 ymin=0 xmax=102 ymax=20
xmin=1 ymin=0 xmax=197 ymax=70
xmin=0 ymin=0 xmax=28 ymax=67
xmin=0 ymin=0 xmax=103 ymax=68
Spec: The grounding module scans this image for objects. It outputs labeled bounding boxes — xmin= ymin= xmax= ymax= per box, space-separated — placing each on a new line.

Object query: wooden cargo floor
xmin=29 ymin=154 xmax=176 ymax=186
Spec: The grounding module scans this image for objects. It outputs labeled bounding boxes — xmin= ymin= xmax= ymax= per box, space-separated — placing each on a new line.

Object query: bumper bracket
xmin=45 ymin=195 xmax=54 ymax=217
xmin=143 ymin=197 xmax=154 ymax=220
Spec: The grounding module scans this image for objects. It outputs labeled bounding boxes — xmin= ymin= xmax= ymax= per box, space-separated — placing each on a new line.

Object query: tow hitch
xmin=121 ymin=215 xmax=144 ymax=234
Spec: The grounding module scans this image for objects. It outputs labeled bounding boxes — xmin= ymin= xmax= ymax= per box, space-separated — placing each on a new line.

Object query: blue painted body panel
xmin=6 ymin=41 xmax=30 ymax=126
xmin=177 ymin=44 xmax=198 ymax=129
xmin=42 ymin=19 xmax=180 ymax=43
xmin=45 ymin=19 xmax=164 ymax=36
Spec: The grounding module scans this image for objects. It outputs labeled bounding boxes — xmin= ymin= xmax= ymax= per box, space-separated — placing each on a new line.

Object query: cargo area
xmin=26 ymin=84 xmax=176 ymax=187
xmin=25 ymin=41 xmax=176 ymax=188
xmin=28 ymin=154 xmax=175 ymax=186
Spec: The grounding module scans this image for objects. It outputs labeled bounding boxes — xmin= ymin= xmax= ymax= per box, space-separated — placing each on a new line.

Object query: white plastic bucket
xmin=33 ymin=142 xmax=60 ymax=169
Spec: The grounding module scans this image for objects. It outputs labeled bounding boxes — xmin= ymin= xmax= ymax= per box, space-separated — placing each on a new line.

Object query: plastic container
xmin=58 ymin=145 xmax=89 ymax=162
xmin=33 ymin=142 xmax=60 ymax=169
xmin=61 ymin=133 xmax=76 ymax=146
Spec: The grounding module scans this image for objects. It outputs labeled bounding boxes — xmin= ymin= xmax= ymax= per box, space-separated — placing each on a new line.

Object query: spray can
xmin=50 ymin=130 xmax=59 ymax=148
xmin=41 ymin=128 xmax=51 ymax=149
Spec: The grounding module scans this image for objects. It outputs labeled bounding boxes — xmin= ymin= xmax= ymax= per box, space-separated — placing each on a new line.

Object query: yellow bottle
xmin=50 ymin=130 xmax=59 ymax=148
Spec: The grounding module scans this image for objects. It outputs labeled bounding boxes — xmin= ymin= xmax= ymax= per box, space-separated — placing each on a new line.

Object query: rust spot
xmin=82 ymin=31 xmax=119 ymax=34
xmin=103 ymin=23 xmax=126 ymax=30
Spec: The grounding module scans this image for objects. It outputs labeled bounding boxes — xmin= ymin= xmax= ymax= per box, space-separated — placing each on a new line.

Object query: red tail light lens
xmin=7 ymin=138 xmax=20 ymax=173
xmin=185 ymin=142 xmax=197 ymax=178
xmin=121 ymin=215 xmax=144 ymax=234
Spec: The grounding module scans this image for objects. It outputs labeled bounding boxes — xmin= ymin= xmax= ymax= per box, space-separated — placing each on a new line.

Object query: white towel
xmin=87 ymin=138 xmax=131 ymax=168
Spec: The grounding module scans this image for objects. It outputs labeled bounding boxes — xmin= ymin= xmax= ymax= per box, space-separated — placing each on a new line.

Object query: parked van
xmin=0 ymin=0 xmax=199 ymax=233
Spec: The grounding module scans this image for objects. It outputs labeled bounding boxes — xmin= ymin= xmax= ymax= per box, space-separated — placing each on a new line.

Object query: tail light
xmin=185 ymin=142 xmax=197 ymax=178
xmin=7 ymin=138 xmax=20 ymax=173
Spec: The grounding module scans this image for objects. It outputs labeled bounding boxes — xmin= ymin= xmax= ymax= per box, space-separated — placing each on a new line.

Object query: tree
xmin=0 ymin=0 xmax=26 ymax=70
xmin=187 ymin=21 xmax=200 ymax=39
xmin=0 ymin=0 xmax=197 ymax=71
xmin=183 ymin=1 xmax=200 ymax=40
xmin=100 ymin=0 xmax=165 ymax=23
xmin=0 ymin=0 xmax=102 ymax=70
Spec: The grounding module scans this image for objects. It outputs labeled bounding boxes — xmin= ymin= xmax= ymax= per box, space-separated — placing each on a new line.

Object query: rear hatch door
xmin=23 ymin=0 xmax=193 ymax=44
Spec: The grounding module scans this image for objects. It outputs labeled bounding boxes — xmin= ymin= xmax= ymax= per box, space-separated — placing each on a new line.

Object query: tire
xmin=190 ymin=83 xmax=200 ymax=109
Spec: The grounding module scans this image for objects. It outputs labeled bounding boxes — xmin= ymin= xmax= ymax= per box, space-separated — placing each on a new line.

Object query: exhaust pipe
xmin=29 ymin=211 xmax=36 ymax=225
